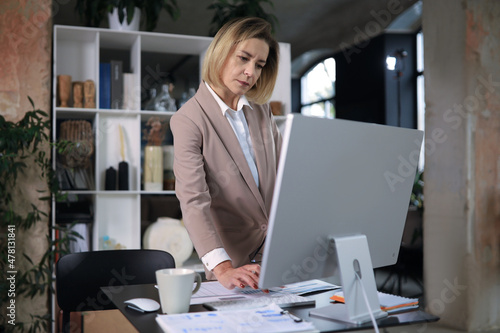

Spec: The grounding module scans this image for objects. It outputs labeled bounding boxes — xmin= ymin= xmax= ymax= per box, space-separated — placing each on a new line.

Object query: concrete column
xmin=0 ymin=0 xmax=52 ymax=331
xmin=423 ymin=0 xmax=500 ymax=330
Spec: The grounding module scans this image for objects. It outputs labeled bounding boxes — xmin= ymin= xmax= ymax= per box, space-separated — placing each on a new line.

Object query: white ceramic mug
xmin=155 ymin=268 xmax=202 ymax=314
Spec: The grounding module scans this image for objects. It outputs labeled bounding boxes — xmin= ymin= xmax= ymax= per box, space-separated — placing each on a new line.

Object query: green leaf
xmin=28 ymin=96 xmax=35 ymax=108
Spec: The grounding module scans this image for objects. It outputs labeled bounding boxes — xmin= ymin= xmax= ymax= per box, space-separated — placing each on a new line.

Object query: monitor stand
xmin=310 ymin=234 xmax=388 ymax=324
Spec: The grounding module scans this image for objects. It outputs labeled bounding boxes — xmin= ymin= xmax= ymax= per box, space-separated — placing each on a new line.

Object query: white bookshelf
xmin=52 ymin=25 xmax=291 ymax=251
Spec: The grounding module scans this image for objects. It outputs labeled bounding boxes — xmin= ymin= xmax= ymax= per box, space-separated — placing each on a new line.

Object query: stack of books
xmin=100 ymin=61 xmax=138 ymax=110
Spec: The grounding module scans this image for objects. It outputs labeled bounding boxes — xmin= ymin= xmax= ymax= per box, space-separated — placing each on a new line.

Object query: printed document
xmin=156 ymin=303 xmax=318 ymax=333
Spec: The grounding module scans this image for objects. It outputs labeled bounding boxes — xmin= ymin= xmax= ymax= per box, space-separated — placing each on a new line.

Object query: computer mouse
xmin=124 ymin=298 xmax=160 ymax=313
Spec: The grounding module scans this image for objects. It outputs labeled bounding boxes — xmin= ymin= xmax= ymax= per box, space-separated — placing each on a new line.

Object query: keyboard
xmin=203 ymin=293 xmax=315 ymax=311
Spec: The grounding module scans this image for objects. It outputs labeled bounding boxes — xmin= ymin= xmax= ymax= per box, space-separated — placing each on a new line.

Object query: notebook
xmin=331 ymin=291 xmax=419 ymax=312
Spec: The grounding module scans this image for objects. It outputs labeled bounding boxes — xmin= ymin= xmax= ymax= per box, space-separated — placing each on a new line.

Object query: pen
xmin=280 ymin=310 xmax=303 ymax=322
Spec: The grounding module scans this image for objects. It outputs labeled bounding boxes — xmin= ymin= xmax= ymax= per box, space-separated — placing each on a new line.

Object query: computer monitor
xmin=259 ymin=114 xmax=423 ymax=324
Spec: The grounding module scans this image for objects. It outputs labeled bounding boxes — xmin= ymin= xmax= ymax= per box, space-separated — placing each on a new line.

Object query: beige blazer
xmin=171 ymin=82 xmax=282 ymax=280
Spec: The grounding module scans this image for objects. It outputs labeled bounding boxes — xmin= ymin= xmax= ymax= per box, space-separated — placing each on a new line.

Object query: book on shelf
xmin=123 ymin=73 xmax=138 ymax=110
xmin=99 ymin=63 xmax=111 ymax=109
xmin=110 ymin=60 xmax=123 ymax=109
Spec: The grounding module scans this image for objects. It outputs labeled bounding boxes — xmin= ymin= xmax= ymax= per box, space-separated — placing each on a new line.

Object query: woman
xmin=171 ymin=17 xmax=282 ymax=290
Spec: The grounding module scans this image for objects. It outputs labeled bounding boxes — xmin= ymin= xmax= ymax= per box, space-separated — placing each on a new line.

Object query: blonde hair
xmin=202 ymin=17 xmax=279 ymax=104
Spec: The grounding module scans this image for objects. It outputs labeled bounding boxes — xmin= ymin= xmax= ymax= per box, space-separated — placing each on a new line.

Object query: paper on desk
xmin=191 ymin=281 xmax=249 ymax=304
xmin=190 ymin=279 xmax=339 ymax=305
xmin=156 ymin=303 xmax=318 ymax=333
xmin=275 ymin=279 xmax=340 ymax=295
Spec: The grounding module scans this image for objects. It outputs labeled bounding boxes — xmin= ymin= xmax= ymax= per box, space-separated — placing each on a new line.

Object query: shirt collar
xmin=205 ymin=81 xmax=252 ymax=115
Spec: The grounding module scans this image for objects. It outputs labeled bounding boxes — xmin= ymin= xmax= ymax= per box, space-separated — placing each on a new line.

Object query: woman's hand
xmin=212 ymin=260 xmax=262 ymax=290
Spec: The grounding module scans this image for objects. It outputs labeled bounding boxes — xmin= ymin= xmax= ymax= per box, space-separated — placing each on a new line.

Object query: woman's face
xmin=217 ymin=38 xmax=269 ymax=108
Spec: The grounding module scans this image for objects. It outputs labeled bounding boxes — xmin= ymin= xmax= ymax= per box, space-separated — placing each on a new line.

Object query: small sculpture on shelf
xmin=83 ymin=79 xmax=96 ymax=108
xmin=100 ymin=235 xmax=126 ymax=250
xmin=73 ymin=81 xmax=84 ymax=108
xmin=178 ymin=92 xmax=188 ymax=108
xmin=144 ymin=88 xmax=157 ymax=110
xmin=178 ymin=87 xmax=196 ymax=109
xmin=57 ymin=74 xmax=72 ymax=107
xmin=143 ymin=117 xmax=168 ymax=191
xmin=144 ymin=116 xmax=168 ymax=146
xmin=154 ymin=83 xmax=177 ymax=111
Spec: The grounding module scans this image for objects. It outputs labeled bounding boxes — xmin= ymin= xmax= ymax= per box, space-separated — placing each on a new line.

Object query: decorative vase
xmin=108 ymin=7 xmax=141 ymax=31
xmin=144 ymin=146 xmax=163 ymax=191
xmin=143 ymin=217 xmax=193 ymax=267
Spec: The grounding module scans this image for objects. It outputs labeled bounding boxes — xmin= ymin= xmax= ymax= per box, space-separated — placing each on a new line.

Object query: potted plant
xmin=402 ymin=170 xmax=424 ymax=248
xmin=207 ymin=0 xmax=278 ymax=36
xmin=0 ymin=97 xmax=80 ymax=331
xmin=410 ymin=170 xmax=424 ymax=213
xmin=75 ymin=0 xmax=180 ymax=31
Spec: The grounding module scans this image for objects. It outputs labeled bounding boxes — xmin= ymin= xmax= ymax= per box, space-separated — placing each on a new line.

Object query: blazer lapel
xmin=194 ymin=83 xmax=267 ymax=215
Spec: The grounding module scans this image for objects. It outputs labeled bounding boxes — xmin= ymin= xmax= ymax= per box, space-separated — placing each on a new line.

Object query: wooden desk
xmin=101 ymin=284 xmax=439 ymax=332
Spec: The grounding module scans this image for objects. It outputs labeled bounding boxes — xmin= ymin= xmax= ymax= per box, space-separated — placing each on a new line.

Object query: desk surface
xmin=101 ymin=284 xmax=439 ymax=333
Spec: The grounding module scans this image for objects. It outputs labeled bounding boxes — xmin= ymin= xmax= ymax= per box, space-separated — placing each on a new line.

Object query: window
xmin=300 ymin=57 xmax=336 ymax=118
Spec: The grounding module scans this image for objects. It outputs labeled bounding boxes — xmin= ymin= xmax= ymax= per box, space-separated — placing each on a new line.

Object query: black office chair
xmin=56 ymin=249 xmax=175 ymax=333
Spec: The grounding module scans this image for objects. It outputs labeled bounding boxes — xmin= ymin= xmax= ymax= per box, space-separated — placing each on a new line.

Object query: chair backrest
xmin=56 ymin=249 xmax=175 ymax=328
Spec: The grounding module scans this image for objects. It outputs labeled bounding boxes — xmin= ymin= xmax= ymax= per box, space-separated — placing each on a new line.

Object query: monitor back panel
xmin=260 ymin=115 xmax=423 ymax=288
